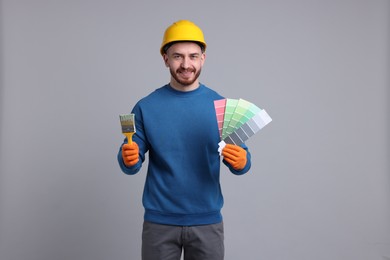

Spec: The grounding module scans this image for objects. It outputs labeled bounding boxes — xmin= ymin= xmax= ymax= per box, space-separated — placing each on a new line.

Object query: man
xmin=118 ymin=20 xmax=251 ymax=260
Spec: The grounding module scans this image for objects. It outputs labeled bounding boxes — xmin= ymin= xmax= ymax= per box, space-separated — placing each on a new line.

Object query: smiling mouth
xmin=179 ymin=70 xmax=194 ymax=78
xmin=170 ymin=66 xmax=201 ymax=87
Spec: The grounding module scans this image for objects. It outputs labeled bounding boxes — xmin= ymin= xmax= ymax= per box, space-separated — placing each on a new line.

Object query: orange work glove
xmin=222 ymin=144 xmax=247 ymax=171
xmin=122 ymin=142 xmax=139 ymax=167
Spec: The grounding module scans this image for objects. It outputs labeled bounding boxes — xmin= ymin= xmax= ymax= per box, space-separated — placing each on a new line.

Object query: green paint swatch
xmin=221 ymin=99 xmax=238 ymax=140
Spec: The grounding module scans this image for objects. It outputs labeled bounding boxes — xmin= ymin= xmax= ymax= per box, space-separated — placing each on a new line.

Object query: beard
xmin=169 ymin=67 xmax=202 ymax=87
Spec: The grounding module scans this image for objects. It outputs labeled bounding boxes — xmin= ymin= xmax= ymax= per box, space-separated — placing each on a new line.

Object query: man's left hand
xmin=222 ymin=144 xmax=247 ymax=170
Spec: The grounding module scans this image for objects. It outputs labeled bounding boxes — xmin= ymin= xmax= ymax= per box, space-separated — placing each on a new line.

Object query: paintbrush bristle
xmin=119 ymin=114 xmax=136 ymax=133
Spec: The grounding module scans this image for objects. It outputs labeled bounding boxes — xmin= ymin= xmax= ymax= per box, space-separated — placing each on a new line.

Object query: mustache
xmin=177 ymin=68 xmax=195 ymax=73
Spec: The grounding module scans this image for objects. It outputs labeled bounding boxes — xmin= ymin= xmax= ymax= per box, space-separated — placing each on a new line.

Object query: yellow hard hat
xmin=160 ymin=20 xmax=207 ymax=55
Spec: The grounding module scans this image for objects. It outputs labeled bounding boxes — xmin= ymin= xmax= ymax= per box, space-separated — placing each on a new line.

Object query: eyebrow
xmin=171 ymin=52 xmax=200 ymax=57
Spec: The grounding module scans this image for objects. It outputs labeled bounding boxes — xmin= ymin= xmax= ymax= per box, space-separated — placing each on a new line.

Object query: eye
xmin=172 ymin=54 xmax=182 ymax=60
xmin=190 ymin=54 xmax=199 ymax=60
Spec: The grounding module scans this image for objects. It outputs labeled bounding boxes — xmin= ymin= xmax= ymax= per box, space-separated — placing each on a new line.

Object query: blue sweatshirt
xmin=118 ymin=84 xmax=251 ymax=226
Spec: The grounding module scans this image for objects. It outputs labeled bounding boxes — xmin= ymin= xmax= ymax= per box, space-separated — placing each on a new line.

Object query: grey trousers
xmin=142 ymin=221 xmax=224 ymax=260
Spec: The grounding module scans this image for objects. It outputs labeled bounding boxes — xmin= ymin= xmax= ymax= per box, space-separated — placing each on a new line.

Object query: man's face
xmin=163 ymin=42 xmax=205 ymax=91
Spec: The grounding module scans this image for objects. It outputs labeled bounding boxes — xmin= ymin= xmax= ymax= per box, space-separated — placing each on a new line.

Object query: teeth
xmin=180 ymin=71 xmax=193 ymax=77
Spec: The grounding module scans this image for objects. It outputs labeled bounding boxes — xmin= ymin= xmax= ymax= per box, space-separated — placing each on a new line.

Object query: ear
xmin=162 ymin=54 xmax=169 ymax=67
xmin=201 ymin=52 xmax=206 ymax=66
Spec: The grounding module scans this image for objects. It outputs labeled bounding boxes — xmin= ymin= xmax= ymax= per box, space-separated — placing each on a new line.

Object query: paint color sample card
xmin=214 ymin=98 xmax=272 ymax=153
xmin=225 ymin=99 xmax=261 ymax=138
xmin=214 ymin=99 xmax=227 ymax=139
xmin=221 ymin=99 xmax=239 ymax=140
xmin=223 ymin=109 xmax=272 ymax=145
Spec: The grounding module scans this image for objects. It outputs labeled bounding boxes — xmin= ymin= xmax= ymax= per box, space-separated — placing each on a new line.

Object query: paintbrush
xmin=119 ymin=114 xmax=136 ymax=144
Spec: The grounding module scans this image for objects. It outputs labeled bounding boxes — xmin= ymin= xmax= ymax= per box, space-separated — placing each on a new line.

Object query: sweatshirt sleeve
xmin=222 ymin=143 xmax=252 ymax=175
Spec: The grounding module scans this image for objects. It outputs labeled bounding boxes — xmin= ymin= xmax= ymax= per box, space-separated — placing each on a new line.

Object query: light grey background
xmin=0 ymin=0 xmax=389 ymax=260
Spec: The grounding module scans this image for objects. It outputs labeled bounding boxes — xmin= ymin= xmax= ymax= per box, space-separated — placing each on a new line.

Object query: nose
xmin=181 ymin=56 xmax=190 ymax=69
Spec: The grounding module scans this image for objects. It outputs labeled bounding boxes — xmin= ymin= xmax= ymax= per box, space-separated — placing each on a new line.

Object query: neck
xmin=169 ymin=79 xmax=200 ymax=92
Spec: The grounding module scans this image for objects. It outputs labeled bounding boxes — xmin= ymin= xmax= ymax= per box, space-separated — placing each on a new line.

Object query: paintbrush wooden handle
xmin=124 ymin=132 xmax=134 ymax=144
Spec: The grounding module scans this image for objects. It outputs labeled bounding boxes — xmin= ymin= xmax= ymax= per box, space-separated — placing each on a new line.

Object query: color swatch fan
xmin=214 ymin=98 xmax=272 ymax=153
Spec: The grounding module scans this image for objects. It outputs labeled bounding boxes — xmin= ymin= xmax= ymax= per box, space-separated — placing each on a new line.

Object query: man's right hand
xmin=122 ymin=142 xmax=139 ymax=167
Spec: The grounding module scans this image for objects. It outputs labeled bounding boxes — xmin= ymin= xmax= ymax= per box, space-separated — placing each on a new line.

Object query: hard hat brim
xmin=160 ymin=40 xmax=207 ymax=55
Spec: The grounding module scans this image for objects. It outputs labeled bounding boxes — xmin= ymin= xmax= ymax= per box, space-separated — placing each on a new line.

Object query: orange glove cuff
xmin=222 ymin=144 xmax=247 ymax=171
